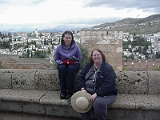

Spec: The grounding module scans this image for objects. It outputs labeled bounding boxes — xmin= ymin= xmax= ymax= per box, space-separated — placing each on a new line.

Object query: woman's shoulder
xmin=56 ymin=44 xmax=61 ymax=48
xmin=71 ymin=43 xmax=78 ymax=48
xmin=84 ymin=63 xmax=93 ymax=69
xmin=56 ymin=44 xmax=64 ymax=49
xmin=102 ymin=62 xmax=114 ymax=70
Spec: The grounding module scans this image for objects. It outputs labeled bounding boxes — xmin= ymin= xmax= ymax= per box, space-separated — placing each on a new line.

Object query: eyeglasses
xmin=92 ymin=54 xmax=101 ymax=57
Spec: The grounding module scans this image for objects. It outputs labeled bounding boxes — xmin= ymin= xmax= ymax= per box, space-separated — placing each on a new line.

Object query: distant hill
xmin=92 ymin=14 xmax=160 ymax=34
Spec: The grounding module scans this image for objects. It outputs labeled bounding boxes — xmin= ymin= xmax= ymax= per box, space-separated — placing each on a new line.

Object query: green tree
xmin=34 ymin=50 xmax=47 ymax=58
xmin=27 ymin=49 xmax=30 ymax=58
xmin=47 ymin=48 xmax=51 ymax=54
xmin=77 ymin=43 xmax=89 ymax=69
xmin=39 ymin=33 xmax=43 ymax=38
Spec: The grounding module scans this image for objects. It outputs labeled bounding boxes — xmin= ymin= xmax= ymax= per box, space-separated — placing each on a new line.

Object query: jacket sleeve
xmin=77 ymin=64 xmax=90 ymax=90
xmin=96 ymin=64 xmax=116 ymax=96
xmin=54 ymin=46 xmax=62 ymax=64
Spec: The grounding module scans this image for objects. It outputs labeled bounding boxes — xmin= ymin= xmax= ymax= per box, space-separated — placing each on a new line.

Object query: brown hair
xmin=61 ymin=31 xmax=75 ymax=46
xmin=89 ymin=49 xmax=106 ymax=63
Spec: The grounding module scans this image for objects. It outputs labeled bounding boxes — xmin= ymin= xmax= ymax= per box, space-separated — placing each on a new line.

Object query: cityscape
xmin=0 ymin=15 xmax=160 ymax=71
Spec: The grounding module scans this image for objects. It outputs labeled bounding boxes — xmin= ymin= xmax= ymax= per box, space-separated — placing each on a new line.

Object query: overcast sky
xmin=0 ymin=0 xmax=159 ymax=32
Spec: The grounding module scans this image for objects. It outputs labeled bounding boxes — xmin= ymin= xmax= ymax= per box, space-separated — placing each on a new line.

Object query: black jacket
xmin=77 ymin=62 xmax=118 ymax=97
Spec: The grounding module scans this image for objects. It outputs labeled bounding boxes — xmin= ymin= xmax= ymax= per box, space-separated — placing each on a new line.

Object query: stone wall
xmin=122 ymin=59 xmax=160 ymax=71
xmin=0 ymin=69 xmax=160 ymax=95
xmin=80 ymin=29 xmax=123 ymax=71
xmin=0 ymin=69 xmax=160 ymax=120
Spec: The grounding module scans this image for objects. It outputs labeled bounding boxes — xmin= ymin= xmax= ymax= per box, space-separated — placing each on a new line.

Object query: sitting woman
xmin=54 ymin=31 xmax=82 ymax=99
xmin=77 ymin=49 xmax=118 ymax=120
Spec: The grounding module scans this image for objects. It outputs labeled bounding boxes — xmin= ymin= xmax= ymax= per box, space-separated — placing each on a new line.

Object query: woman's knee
xmin=68 ymin=64 xmax=80 ymax=71
xmin=94 ymin=98 xmax=105 ymax=109
xmin=58 ymin=65 xmax=67 ymax=70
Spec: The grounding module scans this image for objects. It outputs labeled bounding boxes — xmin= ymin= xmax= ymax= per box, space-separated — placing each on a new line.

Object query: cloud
xmin=0 ymin=0 xmax=159 ymax=32
xmin=84 ymin=0 xmax=160 ymax=12
xmin=0 ymin=0 xmax=46 ymax=5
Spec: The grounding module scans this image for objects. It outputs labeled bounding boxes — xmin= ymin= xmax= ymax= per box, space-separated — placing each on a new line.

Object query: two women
xmin=54 ymin=31 xmax=117 ymax=119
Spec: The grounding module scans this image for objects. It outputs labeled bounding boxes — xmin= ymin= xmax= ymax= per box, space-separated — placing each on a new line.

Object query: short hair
xmin=89 ymin=49 xmax=106 ymax=63
xmin=61 ymin=31 xmax=75 ymax=46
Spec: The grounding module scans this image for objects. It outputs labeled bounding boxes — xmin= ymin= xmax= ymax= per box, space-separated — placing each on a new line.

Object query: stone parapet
xmin=0 ymin=69 xmax=160 ymax=120
xmin=0 ymin=69 xmax=160 ymax=94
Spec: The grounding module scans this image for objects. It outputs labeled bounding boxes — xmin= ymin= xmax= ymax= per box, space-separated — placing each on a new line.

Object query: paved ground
xmin=0 ymin=111 xmax=82 ymax=120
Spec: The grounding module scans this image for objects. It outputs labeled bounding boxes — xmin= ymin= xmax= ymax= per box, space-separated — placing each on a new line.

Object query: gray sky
xmin=0 ymin=0 xmax=159 ymax=32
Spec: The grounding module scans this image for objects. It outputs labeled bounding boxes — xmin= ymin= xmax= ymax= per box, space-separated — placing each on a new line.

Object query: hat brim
xmin=71 ymin=91 xmax=93 ymax=113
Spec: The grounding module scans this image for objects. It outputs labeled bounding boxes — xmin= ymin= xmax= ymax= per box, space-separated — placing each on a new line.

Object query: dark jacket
xmin=77 ymin=62 xmax=118 ymax=97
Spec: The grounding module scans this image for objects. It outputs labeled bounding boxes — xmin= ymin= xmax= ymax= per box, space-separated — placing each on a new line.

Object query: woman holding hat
xmin=76 ymin=49 xmax=118 ymax=120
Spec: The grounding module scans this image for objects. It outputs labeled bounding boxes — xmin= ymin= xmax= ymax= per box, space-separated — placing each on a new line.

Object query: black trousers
xmin=57 ymin=64 xmax=80 ymax=93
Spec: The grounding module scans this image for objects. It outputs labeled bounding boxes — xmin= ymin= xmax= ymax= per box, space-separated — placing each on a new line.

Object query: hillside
xmin=93 ymin=14 xmax=160 ymax=34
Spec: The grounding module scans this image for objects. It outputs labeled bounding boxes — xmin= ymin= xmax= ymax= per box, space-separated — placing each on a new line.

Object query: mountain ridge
xmin=92 ymin=14 xmax=160 ymax=34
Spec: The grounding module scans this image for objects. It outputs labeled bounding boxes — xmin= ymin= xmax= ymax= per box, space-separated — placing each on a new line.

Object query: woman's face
xmin=63 ymin=33 xmax=72 ymax=47
xmin=92 ymin=50 xmax=102 ymax=64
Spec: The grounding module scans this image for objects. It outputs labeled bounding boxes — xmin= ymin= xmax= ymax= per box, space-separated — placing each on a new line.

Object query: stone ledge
xmin=1 ymin=89 xmax=160 ymax=120
xmin=1 ymin=89 xmax=160 ymax=111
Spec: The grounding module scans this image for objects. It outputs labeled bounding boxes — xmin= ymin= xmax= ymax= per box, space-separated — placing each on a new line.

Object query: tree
xmin=39 ymin=33 xmax=43 ymax=38
xmin=129 ymin=54 xmax=134 ymax=60
xmin=77 ymin=43 xmax=89 ymax=69
xmin=156 ymin=52 xmax=160 ymax=59
xmin=47 ymin=48 xmax=51 ymax=54
xmin=27 ymin=49 xmax=30 ymax=58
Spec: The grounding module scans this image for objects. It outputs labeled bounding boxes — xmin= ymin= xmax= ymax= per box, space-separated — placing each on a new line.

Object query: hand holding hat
xmin=71 ymin=91 xmax=93 ymax=113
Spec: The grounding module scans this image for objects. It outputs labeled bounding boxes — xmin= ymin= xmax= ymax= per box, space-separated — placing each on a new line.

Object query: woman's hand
xmin=62 ymin=60 xmax=74 ymax=65
xmin=90 ymin=93 xmax=97 ymax=102
xmin=81 ymin=89 xmax=87 ymax=92
xmin=81 ymin=88 xmax=87 ymax=93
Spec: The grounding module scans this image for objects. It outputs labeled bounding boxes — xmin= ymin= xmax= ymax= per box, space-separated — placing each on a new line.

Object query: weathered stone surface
xmin=5 ymin=69 xmax=60 ymax=91
xmin=134 ymin=94 xmax=160 ymax=110
xmin=34 ymin=70 xmax=59 ymax=90
xmin=23 ymin=103 xmax=45 ymax=114
xmin=0 ymin=89 xmax=12 ymax=100
xmin=40 ymin=91 xmax=68 ymax=106
xmin=12 ymin=69 xmax=35 ymax=90
xmin=0 ymin=100 xmax=22 ymax=112
xmin=116 ymin=71 xmax=149 ymax=94
xmin=81 ymin=30 xmax=123 ymax=71
xmin=0 ymin=69 xmax=160 ymax=95
xmin=2 ymin=89 xmax=47 ymax=103
xmin=148 ymin=71 xmax=160 ymax=94
xmin=0 ymin=70 xmax=12 ymax=89
xmin=0 ymin=69 xmax=160 ymax=120
xmin=44 ymin=105 xmax=80 ymax=118
xmin=110 ymin=94 xmax=135 ymax=109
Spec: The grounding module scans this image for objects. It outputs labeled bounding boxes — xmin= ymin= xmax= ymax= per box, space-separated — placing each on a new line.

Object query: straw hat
xmin=71 ymin=91 xmax=93 ymax=113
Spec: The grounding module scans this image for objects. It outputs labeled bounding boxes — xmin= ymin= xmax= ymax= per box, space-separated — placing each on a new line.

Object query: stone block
xmin=34 ymin=70 xmax=59 ymax=91
xmin=134 ymin=94 xmax=160 ymax=110
xmin=0 ymin=70 xmax=12 ymax=89
xmin=23 ymin=103 xmax=45 ymax=114
xmin=12 ymin=69 xmax=35 ymax=90
xmin=148 ymin=71 xmax=160 ymax=94
xmin=0 ymin=100 xmax=22 ymax=112
xmin=116 ymin=71 xmax=149 ymax=94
